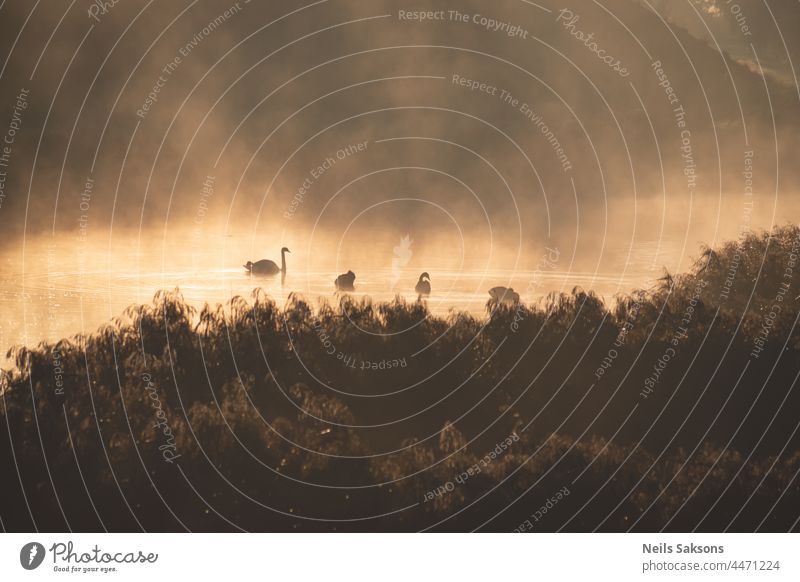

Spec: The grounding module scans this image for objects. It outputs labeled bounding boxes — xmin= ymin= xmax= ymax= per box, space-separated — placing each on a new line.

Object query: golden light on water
xmin=3 ymin=0 xmax=800 ymax=542
xmin=0 ymin=231 xmax=646 ymax=350
xmin=1 ymin=185 xmax=795 ymax=362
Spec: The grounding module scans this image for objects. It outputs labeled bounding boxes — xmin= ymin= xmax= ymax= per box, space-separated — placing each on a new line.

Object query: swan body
xmin=244 ymin=247 xmax=290 ymax=276
xmin=415 ymin=272 xmax=431 ymax=296
xmin=488 ymin=286 xmax=520 ymax=306
xmin=335 ymin=270 xmax=356 ymax=291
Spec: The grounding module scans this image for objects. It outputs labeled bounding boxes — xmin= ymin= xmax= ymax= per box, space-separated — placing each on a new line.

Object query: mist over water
xmin=2 ymin=0 xmax=800 ymax=538
xmin=0 ymin=229 xmax=674 ymax=360
xmin=1 ymin=181 xmax=796 ymax=358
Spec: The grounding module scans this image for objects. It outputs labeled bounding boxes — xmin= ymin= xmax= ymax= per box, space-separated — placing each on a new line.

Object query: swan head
xmin=244 ymin=261 xmax=253 ymax=270
xmin=419 ymin=272 xmax=431 ymax=281
xmin=281 ymin=247 xmax=291 ymax=254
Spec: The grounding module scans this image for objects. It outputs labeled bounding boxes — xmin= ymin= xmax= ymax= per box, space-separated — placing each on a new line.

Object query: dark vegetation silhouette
xmin=2 ymin=227 xmax=800 ymax=532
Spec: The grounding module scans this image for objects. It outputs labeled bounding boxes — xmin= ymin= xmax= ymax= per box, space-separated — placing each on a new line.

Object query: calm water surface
xmin=0 ymin=235 xmax=676 ymax=365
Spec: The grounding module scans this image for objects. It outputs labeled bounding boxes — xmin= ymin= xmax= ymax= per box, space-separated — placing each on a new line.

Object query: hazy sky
xmin=0 ymin=0 xmax=798 ymax=272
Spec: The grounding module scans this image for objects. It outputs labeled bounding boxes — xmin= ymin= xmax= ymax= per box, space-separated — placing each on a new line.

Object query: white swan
xmin=335 ymin=270 xmax=356 ymax=291
xmin=488 ymin=286 xmax=520 ymax=306
xmin=415 ymin=272 xmax=431 ymax=296
xmin=244 ymin=247 xmax=290 ymax=275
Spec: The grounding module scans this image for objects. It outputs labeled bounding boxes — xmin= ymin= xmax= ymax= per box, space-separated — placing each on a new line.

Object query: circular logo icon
xmin=20 ymin=542 xmax=46 ymax=570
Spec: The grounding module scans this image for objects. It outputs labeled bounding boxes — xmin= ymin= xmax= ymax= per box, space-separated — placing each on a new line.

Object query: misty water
xmin=0 ymin=233 xmax=676 ymax=365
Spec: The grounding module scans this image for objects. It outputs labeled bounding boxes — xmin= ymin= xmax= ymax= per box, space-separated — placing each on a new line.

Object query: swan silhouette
xmin=244 ymin=247 xmax=290 ymax=276
xmin=335 ymin=270 xmax=356 ymax=291
xmin=488 ymin=286 xmax=520 ymax=307
xmin=415 ymin=272 xmax=431 ymax=296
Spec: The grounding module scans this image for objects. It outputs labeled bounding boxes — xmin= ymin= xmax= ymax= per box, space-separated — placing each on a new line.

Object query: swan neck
xmin=281 ymin=249 xmax=287 ymax=273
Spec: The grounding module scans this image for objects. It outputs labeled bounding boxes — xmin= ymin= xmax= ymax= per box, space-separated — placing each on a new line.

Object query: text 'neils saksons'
xmin=643 ymin=543 xmax=724 ymax=554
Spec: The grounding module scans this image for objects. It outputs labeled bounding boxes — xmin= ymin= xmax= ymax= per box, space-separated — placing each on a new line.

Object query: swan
xmin=244 ymin=247 xmax=290 ymax=276
xmin=415 ymin=272 xmax=431 ymax=296
xmin=488 ymin=286 xmax=520 ymax=307
xmin=335 ymin=270 xmax=356 ymax=291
